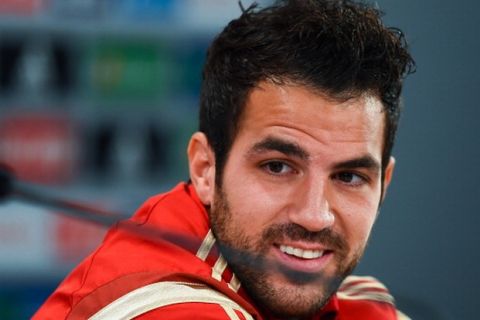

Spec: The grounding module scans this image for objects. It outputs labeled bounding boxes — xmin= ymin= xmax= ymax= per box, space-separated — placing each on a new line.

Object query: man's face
xmin=208 ymin=82 xmax=391 ymax=317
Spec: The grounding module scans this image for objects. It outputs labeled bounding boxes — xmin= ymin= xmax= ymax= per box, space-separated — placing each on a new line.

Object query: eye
xmin=333 ymin=172 xmax=367 ymax=186
xmin=261 ymin=161 xmax=295 ymax=175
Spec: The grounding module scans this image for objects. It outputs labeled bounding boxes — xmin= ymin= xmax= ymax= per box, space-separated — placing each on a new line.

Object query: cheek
xmin=226 ymin=186 xmax=273 ymax=223
xmin=222 ymin=173 xmax=285 ymax=231
xmin=335 ymin=196 xmax=379 ymax=246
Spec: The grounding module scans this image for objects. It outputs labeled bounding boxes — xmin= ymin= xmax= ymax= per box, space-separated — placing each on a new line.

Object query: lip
xmin=272 ymin=243 xmax=333 ymax=273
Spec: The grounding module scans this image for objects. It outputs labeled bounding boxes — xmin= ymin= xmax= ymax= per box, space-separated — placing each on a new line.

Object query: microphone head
xmin=0 ymin=165 xmax=14 ymax=202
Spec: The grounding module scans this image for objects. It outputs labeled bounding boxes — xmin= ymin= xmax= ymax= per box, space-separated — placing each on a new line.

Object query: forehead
xmin=234 ymin=82 xmax=385 ymax=160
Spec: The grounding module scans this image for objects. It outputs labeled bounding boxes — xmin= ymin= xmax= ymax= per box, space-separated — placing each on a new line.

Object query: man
xmin=34 ymin=0 xmax=414 ymax=319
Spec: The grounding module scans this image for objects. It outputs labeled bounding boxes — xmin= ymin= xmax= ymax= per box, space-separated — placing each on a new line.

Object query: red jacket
xmin=34 ymin=183 xmax=407 ymax=319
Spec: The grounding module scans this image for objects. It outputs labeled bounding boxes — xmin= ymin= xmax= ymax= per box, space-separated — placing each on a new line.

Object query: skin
xmin=188 ymin=81 xmax=395 ymax=318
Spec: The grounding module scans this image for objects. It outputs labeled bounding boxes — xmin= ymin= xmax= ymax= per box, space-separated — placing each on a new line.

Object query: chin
xmin=235 ymin=266 xmax=343 ymax=319
xmin=254 ymin=282 xmax=335 ymax=318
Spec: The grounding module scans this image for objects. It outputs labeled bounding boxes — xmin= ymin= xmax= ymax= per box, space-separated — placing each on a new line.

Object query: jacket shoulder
xmin=338 ymin=275 xmax=395 ymax=304
xmin=137 ymin=302 xmax=251 ymax=320
xmin=337 ymin=275 xmax=411 ymax=320
xmin=88 ymin=281 xmax=255 ymax=320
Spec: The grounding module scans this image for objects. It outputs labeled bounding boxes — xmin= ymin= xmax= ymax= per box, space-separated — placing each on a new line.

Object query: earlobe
xmin=187 ymin=132 xmax=216 ymax=206
xmin=381 ymin=156 xmax=396 ymax=202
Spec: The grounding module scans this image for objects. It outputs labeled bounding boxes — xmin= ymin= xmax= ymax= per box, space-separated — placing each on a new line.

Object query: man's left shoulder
xmin=336 ymin=275 xmax=411 ymax=320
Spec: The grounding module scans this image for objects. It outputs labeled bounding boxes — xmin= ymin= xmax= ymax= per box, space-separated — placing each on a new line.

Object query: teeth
xmin=279 ymin=245 xmax=324 ymax=259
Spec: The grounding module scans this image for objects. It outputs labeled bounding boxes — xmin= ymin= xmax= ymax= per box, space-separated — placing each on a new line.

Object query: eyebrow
xmin=332 ymin=155 xmax=381 ymax=173
xmin=247 ymin=136 xmax=310 ymax=160
xmin=247 ymin=137 xmax=381 ymax=173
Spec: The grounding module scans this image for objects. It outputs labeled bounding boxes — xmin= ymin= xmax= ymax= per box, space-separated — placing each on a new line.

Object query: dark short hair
xmin=199 ymin=0 xmax=415 ymax=184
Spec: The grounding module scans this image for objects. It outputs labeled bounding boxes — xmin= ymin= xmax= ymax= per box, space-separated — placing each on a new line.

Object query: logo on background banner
xmin=0 ymin=113 xmax=78 ymax=184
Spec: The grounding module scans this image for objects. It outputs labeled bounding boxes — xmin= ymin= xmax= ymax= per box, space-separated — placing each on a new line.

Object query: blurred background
xmin=0 ymin=0 xmax=477 ymax=319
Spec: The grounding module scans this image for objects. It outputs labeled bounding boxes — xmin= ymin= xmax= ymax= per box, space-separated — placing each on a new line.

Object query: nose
xmin=288 ymin=179 xmax=335 ymax=232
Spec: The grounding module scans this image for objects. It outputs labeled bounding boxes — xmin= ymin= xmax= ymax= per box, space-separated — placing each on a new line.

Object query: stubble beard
xmin=209 ymin=188 xmax=364 ymax=319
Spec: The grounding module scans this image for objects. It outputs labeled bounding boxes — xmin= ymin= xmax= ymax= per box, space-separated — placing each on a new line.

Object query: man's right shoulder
xmin=87 ymin=281 xmax=255 ymax=320
xmin=138 ymin=303 xmax=252 ymax=320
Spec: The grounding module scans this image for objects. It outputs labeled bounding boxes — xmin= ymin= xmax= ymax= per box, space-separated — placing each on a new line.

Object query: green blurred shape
xmin=90 ymin=40 xmax=170 ymax=100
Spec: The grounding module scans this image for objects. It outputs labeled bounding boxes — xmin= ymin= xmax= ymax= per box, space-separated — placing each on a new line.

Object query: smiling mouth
xmin=279 ymin=245 xmax=326 ymax=260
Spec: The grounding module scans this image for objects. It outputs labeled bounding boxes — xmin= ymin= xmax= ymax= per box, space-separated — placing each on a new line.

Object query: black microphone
xmin=0 ymin=166 xmax=201 ymax=251
xmin=0 ymin=166 xmax=128 ymax=225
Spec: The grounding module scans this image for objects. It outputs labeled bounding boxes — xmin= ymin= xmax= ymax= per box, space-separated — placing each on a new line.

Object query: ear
xmin=381 ymin=156 xmax=396 ymax=202
xmin=187 ymin=132 xmax=216 ymax=206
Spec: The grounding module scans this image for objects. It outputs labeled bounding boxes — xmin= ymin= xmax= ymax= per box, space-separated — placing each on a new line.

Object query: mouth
xmin=273 ymin=243 xmax=333 ymax=274
xmin=279 ymin=245 xmax=325 ymax=259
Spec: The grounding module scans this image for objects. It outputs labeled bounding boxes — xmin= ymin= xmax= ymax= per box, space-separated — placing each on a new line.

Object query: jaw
xmin=237 ymin=262 xmax=343 ymax=318
xmin=221 ymin=244 xmax=348 ymax=315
